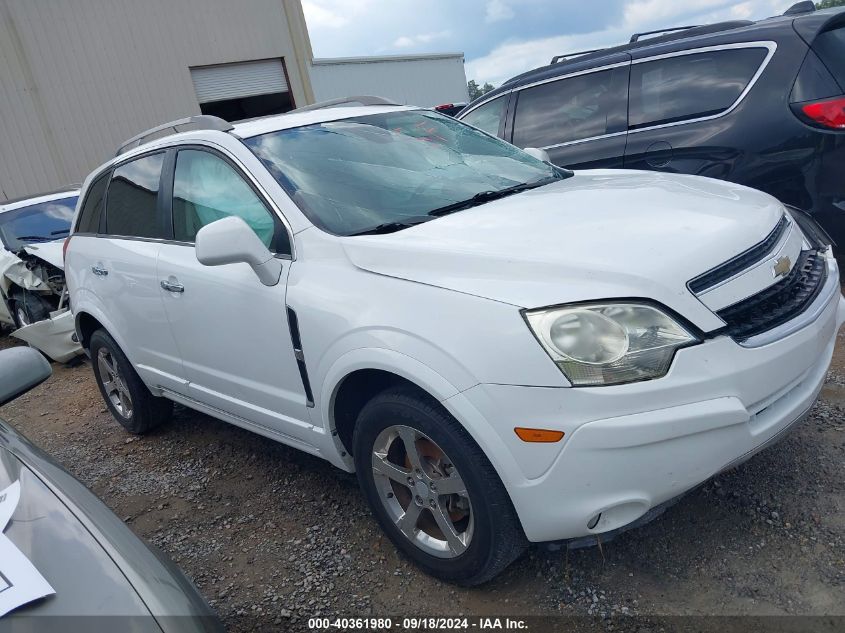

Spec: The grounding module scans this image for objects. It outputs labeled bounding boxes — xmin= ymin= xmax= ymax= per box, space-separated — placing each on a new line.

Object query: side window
xmin=629 ymin=48 xmax=768 ymax=128
xmin=76 ymin=172 xmax=109 ymax=233
xmin=460 ymin=96 xmax=506 ymax=137
xmin=512 ymin=69 xmax=615 ymax=148
xmin=105 ymin=153 xmax=166 ymax=238
xmin=172 ymin=149 xmax=289 ymax=254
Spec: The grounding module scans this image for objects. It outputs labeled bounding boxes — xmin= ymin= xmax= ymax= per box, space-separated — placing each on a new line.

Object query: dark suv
xmin=457 ymin=3 xmax=845 ymax=258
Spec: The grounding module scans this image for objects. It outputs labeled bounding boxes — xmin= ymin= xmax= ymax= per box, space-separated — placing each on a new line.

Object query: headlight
xmin=524 ymin=303 xmax=699 ymax=386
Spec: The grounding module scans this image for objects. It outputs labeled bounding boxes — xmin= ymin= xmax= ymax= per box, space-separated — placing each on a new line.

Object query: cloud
xmin=302 ymin=1 xmax=349 ymax=28
xmin=393 ymin=30 xmax=452 ymax=48
xmin=466 ymin=0 xmax=793 ymax=86
xmin=485 ymin=0 xmax=515 ymax=23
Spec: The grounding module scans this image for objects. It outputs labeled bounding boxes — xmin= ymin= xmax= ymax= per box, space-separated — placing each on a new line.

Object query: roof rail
xmin=115 ymin=115 xmax=234 ymax=156
xmin=784 ymin=1 xmax=815 ymax=15
xmin=550 ymin=49 xmax=605 ymax=64
xmin=291 ymin=96 xmax=400 ymax=113
xmin=630 ymin=25 xmax=698 ymax=43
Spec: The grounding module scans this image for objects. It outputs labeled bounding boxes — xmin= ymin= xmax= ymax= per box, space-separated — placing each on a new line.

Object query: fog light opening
xmin=587 ymin=513 xmax=601 ymax=530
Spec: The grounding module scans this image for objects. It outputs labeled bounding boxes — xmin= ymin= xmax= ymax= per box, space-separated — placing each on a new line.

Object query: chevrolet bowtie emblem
xmin=772 ymin=255 xmax=792 ymax=279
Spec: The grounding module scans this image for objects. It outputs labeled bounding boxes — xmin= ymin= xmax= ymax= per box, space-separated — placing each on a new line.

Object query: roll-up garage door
xmin=190 ymin=59 xmax=289 ymax=104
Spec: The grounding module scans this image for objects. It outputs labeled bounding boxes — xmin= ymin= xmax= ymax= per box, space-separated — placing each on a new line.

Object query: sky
xmin=302 ymin=0 xmax=795 ymax=87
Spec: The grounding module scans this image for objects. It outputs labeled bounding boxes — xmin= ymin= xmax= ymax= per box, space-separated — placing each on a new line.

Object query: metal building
xmin=311 ymin=53 xmax=469 ymax=107
xmin=0 ymin=0 xmax=468 ymax=201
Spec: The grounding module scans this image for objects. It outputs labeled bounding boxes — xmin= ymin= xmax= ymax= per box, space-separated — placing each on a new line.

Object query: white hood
xmin=341 ymin=170 xmax=786 ymax=332
xmin=22 ymin=241 xmax=65 ymax=270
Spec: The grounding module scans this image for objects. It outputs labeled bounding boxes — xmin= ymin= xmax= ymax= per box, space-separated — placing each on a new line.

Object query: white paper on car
xmin=0 ymin=481 xmax=56 ymax=617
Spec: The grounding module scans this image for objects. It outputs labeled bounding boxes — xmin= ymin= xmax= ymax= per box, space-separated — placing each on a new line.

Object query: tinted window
xmin=172 ymin=149 xmax=289 ymax=254
xmin=106 ymin=153 xmax=165 ymax=238
xmin=813 ymin=26 xmax=845 ymax=89
xmin=76 ymin=173 xmax=108 ymax=234
xmin=512 ymin=70 xmax=615 ymax=148
xmin=245 ymin=109 xmax=561 ymax=236
xmin=629 ymin=48 xmax=767 ymax=128
xmin=0 ymin=195 xmax=77 ymax=251
xmin=460 ymin=96 xmax=506 ymax=136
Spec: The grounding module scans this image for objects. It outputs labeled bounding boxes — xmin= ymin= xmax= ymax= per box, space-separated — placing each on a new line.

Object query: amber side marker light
xmin=514 ymin=427 xmax=565 ymax=443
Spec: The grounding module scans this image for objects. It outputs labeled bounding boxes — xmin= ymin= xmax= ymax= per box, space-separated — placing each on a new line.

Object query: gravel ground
xmin=1 ymin=327 xmax=843 ymax=631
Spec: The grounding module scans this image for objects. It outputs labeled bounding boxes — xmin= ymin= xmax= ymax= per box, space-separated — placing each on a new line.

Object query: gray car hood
xmin=0 ymin=420 xmax=222 ymax=631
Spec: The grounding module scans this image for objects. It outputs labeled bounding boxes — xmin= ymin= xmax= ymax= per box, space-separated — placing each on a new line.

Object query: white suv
xmin=65 ymin=99 xmax=844 ymax=585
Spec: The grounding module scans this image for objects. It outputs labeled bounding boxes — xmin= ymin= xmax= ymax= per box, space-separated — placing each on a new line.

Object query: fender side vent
xmin=286 ymin=306 xmax=314 ymax=408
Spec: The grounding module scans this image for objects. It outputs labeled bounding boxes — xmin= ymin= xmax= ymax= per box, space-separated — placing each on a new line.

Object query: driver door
xmin=156 ymin=146 xmax=313 ymax=445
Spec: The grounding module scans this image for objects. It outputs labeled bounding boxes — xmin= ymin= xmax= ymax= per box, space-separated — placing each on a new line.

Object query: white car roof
xmin=0 ymin=190 xmax=80 ymax=216
xmin=233 ymin=104 xmax=417 ymax=139
xmin=89 ymin=104 xmax=421 ymax=181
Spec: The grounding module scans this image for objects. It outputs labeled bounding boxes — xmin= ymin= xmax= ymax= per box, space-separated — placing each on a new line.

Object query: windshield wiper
xmin=14 ymin=235 xmax=53 ymax=243
xmin=428 ymin=175 xmax=564 ymax=217
xmin=348 ymin=217 xmax=431 ymax=236
xmin=51 ymin=229 xmax=70 ymax=235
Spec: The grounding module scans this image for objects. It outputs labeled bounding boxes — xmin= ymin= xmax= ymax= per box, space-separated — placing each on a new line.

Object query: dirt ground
xmin=0 ymin=327 xmax=843 ymax=632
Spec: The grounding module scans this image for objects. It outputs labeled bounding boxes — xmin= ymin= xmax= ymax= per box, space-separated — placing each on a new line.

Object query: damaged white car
xmin=0 ymin=189 xmax=83 ymax=362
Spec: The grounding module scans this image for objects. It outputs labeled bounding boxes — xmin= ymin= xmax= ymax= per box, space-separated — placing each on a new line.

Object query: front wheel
xmin=353 ymin=386 xmax=526 ymax=585
xmin=11 ymin=289 xmax=52 ymax=327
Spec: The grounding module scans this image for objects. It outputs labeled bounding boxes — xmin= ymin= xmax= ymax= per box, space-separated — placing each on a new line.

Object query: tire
xmin=353 ymin=385 xmax=527 ymax=585
xmin=11 ymin=289 xmax=53 ymax=327
xmin=89 ymin=329 xmax=172 ymax=434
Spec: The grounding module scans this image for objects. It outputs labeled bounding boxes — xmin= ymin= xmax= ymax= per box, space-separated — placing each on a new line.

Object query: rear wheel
xmin=11 ymin=290 xmax=52 ymax=327
xmin=89 ymin=329 xmax=172 ymax=434
xmin=353 ymin=386 xmax=526 ymax=585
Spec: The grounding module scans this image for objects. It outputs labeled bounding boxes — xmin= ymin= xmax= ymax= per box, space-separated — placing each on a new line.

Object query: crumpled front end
xmin=0 ymin=247 xmax=83 ymax=362
xmin=11 ymin=309 xmax=81 ymax=363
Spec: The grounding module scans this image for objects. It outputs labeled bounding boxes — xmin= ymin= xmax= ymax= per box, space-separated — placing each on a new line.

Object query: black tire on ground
xmin=353 ymin=385 xmax=527 ymax=586
xmin=10 ymin=289 xmax=53 ymax=327
xmin=89 ymin=329 xmax=172 ymax=434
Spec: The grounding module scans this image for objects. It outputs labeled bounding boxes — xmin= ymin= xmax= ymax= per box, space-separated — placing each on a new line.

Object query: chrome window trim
xmin=458 ymin=60 xmax=629 ymax=120
xmin=628 ymin=41 xmax=777 ymax=135
xmin=69 ymin=231 xmax=294 ymax=260
xmin=459 ymin=40 xmax=777 ymax=148
xmin=538 ymin=130 xmax=627 ymax=151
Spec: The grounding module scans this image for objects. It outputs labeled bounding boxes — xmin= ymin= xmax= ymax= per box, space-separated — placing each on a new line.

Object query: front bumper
xmin=453 ymin=254 xmax=845 ymax=543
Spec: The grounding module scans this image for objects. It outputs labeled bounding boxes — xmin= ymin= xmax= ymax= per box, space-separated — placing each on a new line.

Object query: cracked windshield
xmin=245 ymin=109 xmax=563 ymax=235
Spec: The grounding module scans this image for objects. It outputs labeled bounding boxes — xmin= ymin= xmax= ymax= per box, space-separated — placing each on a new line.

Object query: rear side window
xmin=813 ymin=26 xmax=845 ymax=89
xmin=512 ymin=69 xmax=615 ymax=148
xmin=76 ymin=173 xmax=108 ymax=233
xmin=105 ymin=153 xmax=165 ymax=238
xmin=460 ymin=96 xmax=506 ymax=136
xmin=629 ymin=48 xmax=767 ymax=128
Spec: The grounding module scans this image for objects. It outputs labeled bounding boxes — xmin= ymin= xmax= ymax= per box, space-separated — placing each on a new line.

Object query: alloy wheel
xmin=371 ymin=425 xmax=473 ymax=558
xmin=97 ymin=348 xmax=133 ymax=418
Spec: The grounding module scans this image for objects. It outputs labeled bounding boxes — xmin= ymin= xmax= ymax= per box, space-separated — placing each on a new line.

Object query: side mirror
xmin=0 ymin=347 xmax=51 ymax=407
xmin=523 ymin=147 xmax=551 ymax=163
xmin=195 ymin=216 xmax=282 ymax=286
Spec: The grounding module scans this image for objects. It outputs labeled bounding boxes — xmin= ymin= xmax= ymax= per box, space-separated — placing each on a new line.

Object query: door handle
xmin=160 ymin=280 xmax=184 ymax=293
xmin=91 ymin=266 xmax=108 ymax=276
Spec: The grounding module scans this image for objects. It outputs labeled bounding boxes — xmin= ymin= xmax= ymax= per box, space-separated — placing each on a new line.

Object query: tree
xmin=467 ymin=80 xmax=497 ymax=101
xmin=816 ymin=0 xmax=845 ymax=8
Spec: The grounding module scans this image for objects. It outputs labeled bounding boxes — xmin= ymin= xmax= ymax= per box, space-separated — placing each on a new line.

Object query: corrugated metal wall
xmin=0 ymin=0 xmax=311 ymax=200
xmin=310 ymin=54 xmax=469 ymax=108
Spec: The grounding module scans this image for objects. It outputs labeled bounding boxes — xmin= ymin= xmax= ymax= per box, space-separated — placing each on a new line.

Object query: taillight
xmin=62 ymin=235 xmax=71 ymax=262
xmin=799 ymin=96 xmax=845 ymax=129
xmin=434 ymin=103 xmax=454 ymax=111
